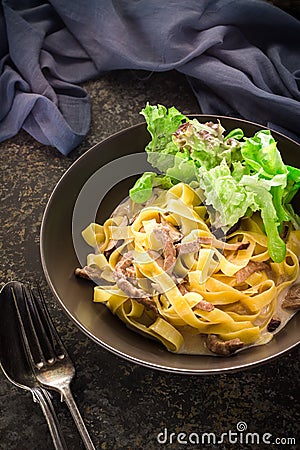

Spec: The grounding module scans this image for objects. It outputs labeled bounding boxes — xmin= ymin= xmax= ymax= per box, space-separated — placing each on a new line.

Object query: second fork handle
xmin=34 ymin=388 xmax=68 ymax=450
xmin=61 ymin=386 xmax=96 ymax=450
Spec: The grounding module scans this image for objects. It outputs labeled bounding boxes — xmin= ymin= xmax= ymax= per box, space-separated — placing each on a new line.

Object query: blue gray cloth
xmin=1 ymin=0 xmax=300 ymax=155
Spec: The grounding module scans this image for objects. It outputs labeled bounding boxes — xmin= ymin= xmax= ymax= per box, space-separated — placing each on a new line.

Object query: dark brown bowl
xmin=40 ymin=116 xmax=300 ymax=374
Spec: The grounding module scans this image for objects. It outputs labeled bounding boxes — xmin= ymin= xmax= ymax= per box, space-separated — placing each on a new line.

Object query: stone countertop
xmin=0 ymin=70 xmax=299 ymax=450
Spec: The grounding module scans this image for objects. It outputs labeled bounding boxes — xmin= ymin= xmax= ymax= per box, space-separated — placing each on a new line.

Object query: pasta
xmin=79 ymin=183 xmax=300 ymax=356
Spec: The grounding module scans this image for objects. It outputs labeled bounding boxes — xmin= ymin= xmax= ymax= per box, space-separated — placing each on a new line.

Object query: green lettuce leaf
xmin=240 ymin=174 xmax=286 ymax=262
xmin=241 ymin=129 xmax=290 ymax=226
xmin=140 ymin=103 xmax=188 ymax=171
xmin=129 ymin=172 xmax=156 ymax=203
xmin=129 ymin=172 xmax=174 ymax=203
xmin=166 ymin=152 xmax=198 ymax=184
xmin=241 ymin=130 xmax=286 ymax=177
xmin=198 ymin=161 xmax=255 ymax=229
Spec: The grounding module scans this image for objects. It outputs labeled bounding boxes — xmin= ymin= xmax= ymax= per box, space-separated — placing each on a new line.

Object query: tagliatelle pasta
xmin=79 ymin=183 xmax=300 ymax=355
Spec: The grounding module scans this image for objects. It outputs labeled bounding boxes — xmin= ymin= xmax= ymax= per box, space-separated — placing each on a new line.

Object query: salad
xmin=130 ymin=103 xmax=300 ymax=263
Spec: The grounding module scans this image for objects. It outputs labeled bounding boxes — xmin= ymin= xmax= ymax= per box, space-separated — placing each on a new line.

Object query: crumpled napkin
xmin=1 ymin=0 xmax=300 ymax=155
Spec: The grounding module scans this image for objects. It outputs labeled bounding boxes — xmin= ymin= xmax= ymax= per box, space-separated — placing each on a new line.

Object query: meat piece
xmin=114 ymin=252 xmax=158 ymax=314
xmin=114 ymin=252 xmax=140 ymax=289
xmin=152 ymin=223 xmax=177 ymax=271
xmin=113 ymin=272 xmax=158 ymax=313
xmin=163 ymin=239 xmax=177 ymax=271
xmin=114 ymin=272 xmax=157 ymax=314
xmin=75 ymin=266 xmax=102 ymax=281
xmin=282 ymin=284 xmax=300 ymax=309
xmin=160 ymin=217 xmax=183 ymax=242
xmin=147 ymin=250 xmax=164 ymax=268
xmin=152 ymin=224 xmax=173 ymax=244
xmin=267 ymin=316 xmax=281 ymax=332
xmin=235 ymin=261 xmax=269 ymax=284
xmin=206 ymin=334 xmax=244 ymax=356
xmin=114 ymin=251 xmax=135 ymax=277
xmin=176 ymin=240 xmax=200 ymax=255
xmin=75 ymin=267 xmax=90 ymax=280
xmin=125 ymin=265 xmax=136 ymax=278
xmin=176 ymin=236 xmax=249 ymax=255
xmin=199 ymin=236 xmax=249 ymax=251
xmin=194 ymin=299 xmax=214 ymax=312
xmin=177 ymin=283 xmax=188 ymax=296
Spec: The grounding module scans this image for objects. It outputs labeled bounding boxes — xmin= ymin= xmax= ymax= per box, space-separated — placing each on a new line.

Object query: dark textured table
xmin=0 ymin=71 xmax=299 ymax=450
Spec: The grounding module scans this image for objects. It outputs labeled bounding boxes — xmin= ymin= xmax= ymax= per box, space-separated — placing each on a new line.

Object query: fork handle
xmin=33 ymin=388 xmax=68 ymax=450
xmin=61 ymin=386 xmax=95 ymax=450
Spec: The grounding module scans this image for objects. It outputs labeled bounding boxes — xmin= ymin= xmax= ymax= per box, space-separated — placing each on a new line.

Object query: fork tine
xmin=35 ymin=284 xmax=66 ymax=360
xmin=25 ymin=285 xmax=58 ymax=365
xmin=11 ymin=285 xmax=45 ymax=369
xmin=12 ymin=283 xmax=57 ymax=368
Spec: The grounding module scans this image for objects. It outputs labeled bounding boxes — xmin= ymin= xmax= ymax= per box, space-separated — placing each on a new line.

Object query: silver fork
xmin=13 ymin=283 xmax=96 ymax=450
xmin=0 ymin=281 xmax=67 ymax=450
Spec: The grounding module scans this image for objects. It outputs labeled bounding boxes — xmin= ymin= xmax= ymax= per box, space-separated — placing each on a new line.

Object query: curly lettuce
xmin=129 ymin=103 xmax=300 ymax=263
